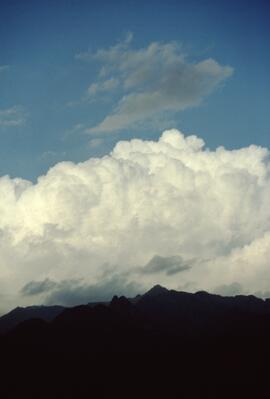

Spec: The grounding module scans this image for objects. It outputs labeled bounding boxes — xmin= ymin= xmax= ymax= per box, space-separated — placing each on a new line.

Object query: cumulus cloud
xmin=76 ymin=35 xmax=233 ymax=133
xmin=0 ymin=105 xmax=27 ymax=127
xmin=1 ymin=128 xmax=270 ymax=312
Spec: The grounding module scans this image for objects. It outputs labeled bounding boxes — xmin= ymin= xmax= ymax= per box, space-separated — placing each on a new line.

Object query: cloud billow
xmin=77 ymin=35 xmax=233 ymax=133
xmin=1 ymin=129 xmax=270 ymax=310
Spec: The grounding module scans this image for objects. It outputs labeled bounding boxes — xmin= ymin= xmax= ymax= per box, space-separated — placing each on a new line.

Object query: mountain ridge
xmin=1 ymin=285 xmax=270 ymax=398
xmin=2 ymin=285 xmax=270 ymax=335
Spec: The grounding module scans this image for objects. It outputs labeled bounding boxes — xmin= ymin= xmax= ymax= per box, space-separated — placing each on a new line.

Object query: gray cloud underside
xmin=77 ymin=36 xmax=233 ymax=133
xmin=21 ymin=254 xmax=191 ymax=307
xmin=22 ymin=276 xmax=142 ymax=307
xmin=141 ymin=255 xmax=192 ymax=276
xmin=21 ymin=278 xmax=57 ymax=296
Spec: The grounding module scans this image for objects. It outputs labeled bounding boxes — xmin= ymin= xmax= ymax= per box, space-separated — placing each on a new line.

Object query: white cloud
xmin=1 ymin=128 xmax=270 ymax=312
xmin=0 ymin=105 xmax=27 ymax=127
xmin=77 ymin=35 xmax=233 ymax=133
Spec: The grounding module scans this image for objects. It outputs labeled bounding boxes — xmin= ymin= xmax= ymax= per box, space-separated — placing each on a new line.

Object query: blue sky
xmin=1 ymin=0 xmax=270 ymax=181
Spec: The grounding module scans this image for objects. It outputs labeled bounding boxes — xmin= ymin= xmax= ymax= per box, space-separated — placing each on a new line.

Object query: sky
xmin=0 ymin=0 xmax=270 ymax=313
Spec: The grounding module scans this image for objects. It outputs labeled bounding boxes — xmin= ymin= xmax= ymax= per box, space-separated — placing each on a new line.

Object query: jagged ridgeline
xmin=1 ymin=286 xmax=270 ymax=398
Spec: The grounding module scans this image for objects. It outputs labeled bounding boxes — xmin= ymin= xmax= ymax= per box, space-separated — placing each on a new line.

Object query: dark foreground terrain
xmin=1 ymin=285 xmax=270 ymax=398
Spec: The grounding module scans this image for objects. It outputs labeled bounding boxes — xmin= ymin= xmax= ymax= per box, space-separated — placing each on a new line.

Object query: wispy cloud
xmin=0 ymin=105 xmax=27 ymax=127
xmin=88 ymin=78 xmax=119 ymax=97
xmin=76 ymin=34 xmax=233 ymax=134
xmin=88 ymin=138 xmax=104 ymax=148
xmin=39 ymin=150 xmax=67 ymax=162
xmin=0 ymin=65 xmax=10 ymax=73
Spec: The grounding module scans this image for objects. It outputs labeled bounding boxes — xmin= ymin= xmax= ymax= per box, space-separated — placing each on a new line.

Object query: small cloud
xmin=21 ymin=278 xmax=57 ymax=296
xmin=0 ymin=65 xmax=10 ymax=73
xmin=213 ymin=282 xmax=243 ymax=296
xmin=75 ymin=32 xmax=133 ymax=62
xmin=0 ymin=105 xmax=27 ymax=127
xmin=141 ymin=255 xmax=192 ymax=276
xmin=65 ymin=100 xmax=82 ymax=108
xmin=88 ymin=138 xmax=104 ymax=148
xmin=253 ymin=290 xmax=270 ymax=299
xmin=72 ymin=123 xmax=84 ymax=131
xmin=63 ymin=123 xmax=85 ymax=139
xmin=124 ymin=31 xmax=133 ymax=45
xmin=39 ymin=150 xmax=67 ymax=161
xmin=88 ymin=78 xmax=119 ymax=97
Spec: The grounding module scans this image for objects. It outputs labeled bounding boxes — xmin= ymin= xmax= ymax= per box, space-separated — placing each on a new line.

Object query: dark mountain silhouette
xmin=1 ymin=286 xmax=270 ymax=398
xmin=0 ymin=305 xmax=64 ymax=334
xmin=143 ymin=283 xmax=169 ymax=297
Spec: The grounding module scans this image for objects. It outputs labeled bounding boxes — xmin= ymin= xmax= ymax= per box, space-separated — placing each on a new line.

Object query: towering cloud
xmin=1 ymin=129 xmax=270 ymax=311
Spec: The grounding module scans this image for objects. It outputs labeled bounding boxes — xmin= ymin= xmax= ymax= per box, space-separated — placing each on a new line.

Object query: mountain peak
xmin=110 ymin=295 xmax=131 ymax=308
xmin=144 ymin=284 xmax=169 ymax=297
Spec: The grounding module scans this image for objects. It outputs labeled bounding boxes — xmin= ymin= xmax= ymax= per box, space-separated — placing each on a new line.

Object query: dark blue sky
xmin=1 ymin=0 xmax=270 ymax=180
